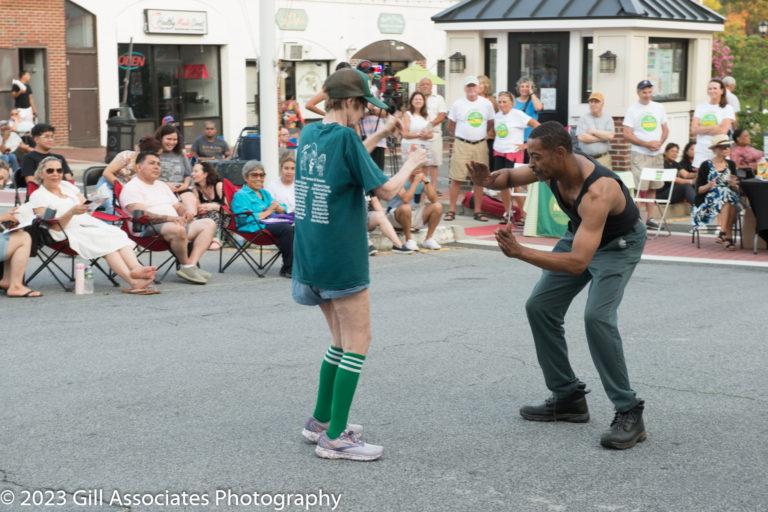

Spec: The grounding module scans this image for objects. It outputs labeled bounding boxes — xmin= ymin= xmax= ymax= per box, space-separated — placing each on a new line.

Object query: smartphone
xmin=83 ymin=200 xmax=93 ymax=205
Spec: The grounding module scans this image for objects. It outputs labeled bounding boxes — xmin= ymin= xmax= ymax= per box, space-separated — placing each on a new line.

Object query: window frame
xmin=581 ymin=36 xmax=593 ymax=103
xmin=647 ymin=37 xmax=689 ymax=103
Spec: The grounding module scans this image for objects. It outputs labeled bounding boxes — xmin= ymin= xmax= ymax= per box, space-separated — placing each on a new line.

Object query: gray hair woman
xmin=515 ymin=77 xmax=545 ymax=163
xmin=231 ymin=160 xmax=293 ymax=278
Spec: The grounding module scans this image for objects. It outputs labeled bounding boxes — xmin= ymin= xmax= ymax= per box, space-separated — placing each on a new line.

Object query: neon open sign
xmin=118 ymin=51 xmax=146 ymax=71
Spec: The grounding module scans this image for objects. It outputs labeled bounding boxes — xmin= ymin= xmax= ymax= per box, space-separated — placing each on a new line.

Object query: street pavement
xmin=1 ymin=248 xmax=767 ymax=512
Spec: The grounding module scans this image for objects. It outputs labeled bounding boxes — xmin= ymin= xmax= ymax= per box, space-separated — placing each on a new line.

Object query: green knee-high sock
xmin=312 ymin=346 xmax=344 ymax=423
xmin=327 ymin=352 xmax=366 ymax=439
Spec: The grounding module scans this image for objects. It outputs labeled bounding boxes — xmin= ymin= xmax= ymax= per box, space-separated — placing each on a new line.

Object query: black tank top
xmin=548 ymin=161 xmax=639 ymax=247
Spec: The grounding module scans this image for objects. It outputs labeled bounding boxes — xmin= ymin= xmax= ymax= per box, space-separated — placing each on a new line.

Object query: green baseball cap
xmin=324 ymin=69 xmax=388 ymax=111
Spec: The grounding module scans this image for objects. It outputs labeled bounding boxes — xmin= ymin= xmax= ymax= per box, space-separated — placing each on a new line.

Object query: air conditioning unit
xmin=283 ymin=43 xmax=304 ymax=61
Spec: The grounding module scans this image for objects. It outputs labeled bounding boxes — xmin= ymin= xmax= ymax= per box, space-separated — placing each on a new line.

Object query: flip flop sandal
xmin=724 ymin=240 xmax=737 ymax=251
xmin=122 ymin=288 xmax=161 ymax=295
xmin=443 ymin=211 xmax=456 ymax=221
xmin=473 ymin=213 xmax=489 ymax=222
xmin=7 ymin=290 xmax=43 ymax=298
xmin=715 ymin=232 xmax=727 ymax=244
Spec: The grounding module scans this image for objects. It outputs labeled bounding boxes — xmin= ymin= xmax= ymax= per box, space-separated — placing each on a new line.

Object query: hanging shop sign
xmin=118 ymin=51 xmax=146 ymax=71
xmin=378 ymin=13 xmax=405 ymax=35
xmin=144 ymin=9 xmax=208 ymax=35
xmin=276 ymin=8 xmax=309 ymax=31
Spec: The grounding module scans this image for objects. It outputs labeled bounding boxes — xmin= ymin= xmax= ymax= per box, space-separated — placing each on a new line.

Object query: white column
xmin=259 ymin=0 xmax=279 ymax=182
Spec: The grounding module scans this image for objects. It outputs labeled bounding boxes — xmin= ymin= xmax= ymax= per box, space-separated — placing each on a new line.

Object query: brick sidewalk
xmin=461 ymin=223 xmax=768 ymax=267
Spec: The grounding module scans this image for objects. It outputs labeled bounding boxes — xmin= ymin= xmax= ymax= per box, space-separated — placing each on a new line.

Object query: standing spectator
xmin=691 ymin=79 xmax=735 ymax=168
xmin=692 ymin=134 xmax=742 ymax=250
xmin=576 ymin=92 xmax=615 ymax=168
xmin=120 ymin=152 xmax=216 ymax=285
xmin=400 ymin=92 xmax=435 ymax=181
xmin=278 ymin=127 xmax=293 ymax=149
xmin=18 ymin=124 xmax=74 ymax=187
xmin=191 ymin=122 xmax=230 ymax=161
xmin=231 ymin=161 xmax=293 ymax=278
xmin=266 ymin=152 xmax=296 ymax=213
xmin=0 ymin=121 xmax=23 ymax=174
xmin=722 ymin=76 xmax=741 ymax=118
xmin=730 ymin=128 xmax=764 ymax=172
xmin=11 ymin=71 xmax=37 ymax=127
xmin=493 ymin=91 xmax=539 ymax=224
xmin=657 ymin=143 xmax=696 ymax=206
xmin=622 ymin=80 xmax=669 ymax=228
xmin=417 ymin=78 xmax=447 ymax=188
xmin=478 ymin=75 xmax=499 ymax=165
xmin=281 ymin=96 xmax=304 ymax=141
xmin=445 ymin=75 xmax=495 ymax=222
xmin=514 ymin=77 xmax=544 ymax=161
xmin=304 ymin=62 xmax=353 ymax=118
xmin=386 ymin=171 xmax=443 ymax=250
xmin=155 ymin=124 xmax=197 ymax=216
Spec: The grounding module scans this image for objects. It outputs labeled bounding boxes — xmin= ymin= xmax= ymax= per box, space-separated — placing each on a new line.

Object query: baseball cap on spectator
xmin=31 ymin=123 xmax=55 ymax=137
xmin=356 ymin=60 xmax=374 ymax=74
xmin=324 ymin=68 xmax=388 ymax=111
xmin=636 ymin=80 xmax=653 ymax=91
xmin=464 ymin=75 xmax=480 ymax=86
xmin=161 ymin=115 xmax=175 ymax=125
xmin=588 ymin=92 xmax=605 ymax=103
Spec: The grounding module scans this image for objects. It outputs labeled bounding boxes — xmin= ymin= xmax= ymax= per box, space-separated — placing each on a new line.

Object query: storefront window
xmin=484 ymin=38 xmax=497 ymax=90
xmin=581 ymin=37 xmax=593 ymax=103
xmin=118 ymin=44 xmax=153 ymax=120
xmin=647 ymin=39 xmax=688 ymax=102
xmin=180 ymin=45 xmax=220 ymax=118
xmin=65 ymin=1 xmax=95 ymax=49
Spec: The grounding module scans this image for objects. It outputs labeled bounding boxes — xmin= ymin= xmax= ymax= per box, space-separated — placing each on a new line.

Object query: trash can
xmin=105 ymin=106 xmax=136 ymax=163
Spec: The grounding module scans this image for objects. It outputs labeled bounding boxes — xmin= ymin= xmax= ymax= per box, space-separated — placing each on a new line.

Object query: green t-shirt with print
xmin=294 ymin=122 xmax=389 ymax=290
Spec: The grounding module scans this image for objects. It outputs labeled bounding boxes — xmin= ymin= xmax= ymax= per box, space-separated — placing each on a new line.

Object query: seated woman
xmin=366 ymin=194 xmax=413 ymax=255
xmin=230 ymin=160 xmax=293 ymax=278
xmin=730 ymin=128 xmax=764 ymax=172
xmin=0 ymin=208 xmax=41 ymax=297
xmin=97 ymin=135 xmax=162 ymax=213
xmin=191 ymin=161 xmax=224 ymax=250
xmin=691 ymin=135 xmax=742 ymax=250
xmin=28 ymin=157 xmax=160 ymax=294
xmin=657 ymin=142 xmax=696 ymax=206
xmin=266 ymin=153 xmax=296 ymax=213
xmin=155 ymin=124 xmax=198 ymax=216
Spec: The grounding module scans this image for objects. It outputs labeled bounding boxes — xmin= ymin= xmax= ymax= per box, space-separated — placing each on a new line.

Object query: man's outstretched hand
xmin=466 ymin=161 xmax=494 ymax=188
xmin=495 ymin=222 xmax=524 ymax=259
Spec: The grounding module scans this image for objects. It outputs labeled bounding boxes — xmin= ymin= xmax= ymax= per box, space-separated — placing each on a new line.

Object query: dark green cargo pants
xmin=525 ymin=220 xmax=647 ymax=412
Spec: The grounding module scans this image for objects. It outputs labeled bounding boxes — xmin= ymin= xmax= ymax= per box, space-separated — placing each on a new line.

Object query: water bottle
xmin=74 ymin=261 xmax=85 ymax=295
xmin=83 ymin=264 xmax=94 ymax=295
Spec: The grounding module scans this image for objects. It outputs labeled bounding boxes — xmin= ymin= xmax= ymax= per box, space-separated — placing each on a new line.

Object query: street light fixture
xmin=759 ymin=20 xmax=768 ymax=36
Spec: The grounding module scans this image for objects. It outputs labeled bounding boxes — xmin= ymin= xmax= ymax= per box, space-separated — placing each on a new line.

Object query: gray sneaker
xmin=315 ymin=430 xmax=383 ymax=461
xmin=176 ymin=266 xmax=207 ymax=284
xmin=197 ymin=268 xmax=212 ymax=280
xmin=302 ymin=416 xmax=363 ymax=444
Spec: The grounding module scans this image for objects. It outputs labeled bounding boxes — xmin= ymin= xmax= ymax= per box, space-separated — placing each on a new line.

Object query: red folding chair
xmin=23 ymin=182 xmax=119 ymax=290
xmin=218 ymin=178 xmax=282 ymax=277
xmin=113 ymin=181 xmax=180 ymax=282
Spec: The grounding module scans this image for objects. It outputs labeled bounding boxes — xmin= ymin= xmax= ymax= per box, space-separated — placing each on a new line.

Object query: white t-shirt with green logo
xmin=622 ymin=101 xmax=668 ymax=156
xmin=448 ymin=96 xmax=495 ymax=142
xmin=692 ymin=102 xmax=736 ymax=167
xmin=493 ymin=109 xmax=531 ymax=153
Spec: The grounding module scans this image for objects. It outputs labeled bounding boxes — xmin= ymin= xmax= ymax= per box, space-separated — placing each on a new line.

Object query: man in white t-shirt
xmin=417 ymin=78 xmax=448 ymax=185
xmin=119 ymin=152 xmax=217 ymax=285
xmin=622 ymin=80 xmax=669 ymax=228
xmin=446 ymin=75 xmax=496 ymax=221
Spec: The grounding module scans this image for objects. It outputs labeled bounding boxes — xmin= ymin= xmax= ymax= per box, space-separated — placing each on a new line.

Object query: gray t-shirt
xmin=158 ymin=152 xmax=192 ymax=184
xmin=577 ymin=113 xmax=614 ymax=156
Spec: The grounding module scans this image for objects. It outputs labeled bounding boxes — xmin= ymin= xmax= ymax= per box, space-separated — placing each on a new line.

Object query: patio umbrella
xmin=394 ymin=63 xmax=445 ymax=85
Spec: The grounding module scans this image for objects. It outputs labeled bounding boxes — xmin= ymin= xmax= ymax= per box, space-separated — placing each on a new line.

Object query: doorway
xmin=508 ymin=32 xmax=569 ymax=126
xmin=66 ymin=1 xmax=99 ymax=146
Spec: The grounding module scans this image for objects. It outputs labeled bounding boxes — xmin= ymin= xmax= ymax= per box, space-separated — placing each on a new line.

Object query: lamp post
xmin=759 ymin=20 xmax=768 ymax=36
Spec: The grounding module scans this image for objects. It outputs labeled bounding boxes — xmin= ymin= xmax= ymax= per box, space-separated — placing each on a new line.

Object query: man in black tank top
xmin=468 ymin=121 xmax=648 ymax=450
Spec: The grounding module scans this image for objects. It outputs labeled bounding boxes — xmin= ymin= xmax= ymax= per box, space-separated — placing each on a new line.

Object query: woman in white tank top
xmin=401 ymin=92 xmax=435 ymax=171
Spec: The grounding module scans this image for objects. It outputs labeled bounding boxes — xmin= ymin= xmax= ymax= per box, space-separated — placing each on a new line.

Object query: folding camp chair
xmin=218 ymin=178 xmax=282 ymax=277
xmin=82 ymin=165 xmax=107 ymax=200
xmin=633 ymin=168 xmax=677 ymax=238
xmin=113 ymin=181 xmax=179 ymax=282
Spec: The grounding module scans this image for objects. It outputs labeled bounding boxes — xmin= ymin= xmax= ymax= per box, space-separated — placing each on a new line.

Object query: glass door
xmin=508 ymin=33 xmax=569 ymax=126
xmin=154 ymin=46 xmax=182 ymax=125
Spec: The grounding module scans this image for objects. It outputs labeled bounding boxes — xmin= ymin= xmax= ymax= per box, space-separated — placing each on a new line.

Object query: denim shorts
xmin=0 ymin=232 xmax=8 ymax=263
xmin=291 ymin=279 xmax=368 ymax=306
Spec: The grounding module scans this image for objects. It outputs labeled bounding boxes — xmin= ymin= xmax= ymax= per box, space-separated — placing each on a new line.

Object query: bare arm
xmin=622 ymin=126 xmax=650 ymax=149
xmin=103 ymin=153 xmax=131 ymax=185
xmin=423 ymin=179 xmax=439 ymax=204
xmin=305 ymin=91 xmax=327 ymax=117
xmin=531 ymin=94 xmax=544 ymax=112
xmin=578 ymin=133 xmax=602 ymax=144
xmin=447 ymin=120 xmax=456 ymax=137
xmin=467 ymin=161 xmax=538 ymax=190
xmin=30 ymin=95 xmax=37 ymax=116
xmin=372 ymin=149 xmax=427 ymax=201
xmin=431 ymin=112 xmax=446 ymax=128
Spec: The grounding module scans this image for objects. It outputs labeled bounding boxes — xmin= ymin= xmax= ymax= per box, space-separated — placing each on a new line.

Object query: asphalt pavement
xmin=1 ymin=247 xmax=766 ymax=512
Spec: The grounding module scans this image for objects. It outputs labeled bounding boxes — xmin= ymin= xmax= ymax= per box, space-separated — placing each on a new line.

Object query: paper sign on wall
xmin=540 ymin=88 xmax=556 ymax=110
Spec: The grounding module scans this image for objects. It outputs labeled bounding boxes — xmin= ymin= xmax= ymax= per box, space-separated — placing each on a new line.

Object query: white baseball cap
xmin=463 ymin=75 xmax=479 ymax=86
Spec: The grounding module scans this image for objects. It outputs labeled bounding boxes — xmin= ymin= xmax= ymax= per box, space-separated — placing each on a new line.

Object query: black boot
xmin=600 ymin=400 xmax=647 ymax=450
xmin=519 ymin=382 xmax=590 ymax=423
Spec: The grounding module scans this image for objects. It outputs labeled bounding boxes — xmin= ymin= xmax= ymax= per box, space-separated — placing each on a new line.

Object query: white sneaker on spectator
xmin=404 ymin=239 xmax=418 ymax=251
xmin=420 ymin=238 xmax=441 ymax=250
xmin=315 ymin=430 xmax=383 ymax=461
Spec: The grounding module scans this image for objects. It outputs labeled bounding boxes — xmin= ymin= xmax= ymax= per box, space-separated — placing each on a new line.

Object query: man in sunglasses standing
xmin=18 ymin=123 xmax=74 ymax=187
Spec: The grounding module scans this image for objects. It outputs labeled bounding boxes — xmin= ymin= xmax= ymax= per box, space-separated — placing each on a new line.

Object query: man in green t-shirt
xmin=294 ymin=68 xmax=426 ymax=461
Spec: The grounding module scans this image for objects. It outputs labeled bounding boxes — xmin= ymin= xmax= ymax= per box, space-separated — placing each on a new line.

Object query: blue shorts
xmin=0 ymin=233 xmax=8 ymax=263
xmin=291 ymin=279 xmax=368 ymax=306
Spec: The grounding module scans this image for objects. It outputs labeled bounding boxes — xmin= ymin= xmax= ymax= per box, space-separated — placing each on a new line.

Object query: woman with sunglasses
xmin=691 ymin=134 xmax=742 ymax=250
xmin=0 ymin=208 xmax=40 ymax=297
xmin=27 ymin=156 xmax=160 ymax=294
